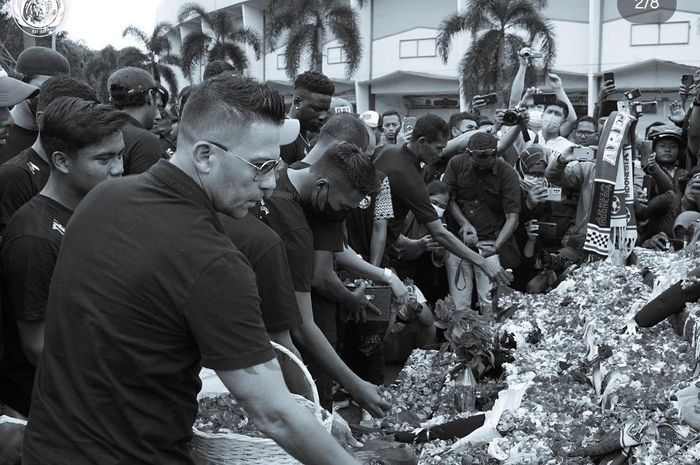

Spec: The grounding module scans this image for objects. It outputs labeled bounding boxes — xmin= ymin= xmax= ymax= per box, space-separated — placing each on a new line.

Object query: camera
xmin=537 ymin=251 xmax=572 ymax=272
xmin=502 ymin=108 xmax=524 ymax=126
xmin=521 ymin=49 xmax=543 ymax=59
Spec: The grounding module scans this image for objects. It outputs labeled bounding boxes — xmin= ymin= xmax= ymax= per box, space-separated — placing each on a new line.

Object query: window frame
xmin=630 ymin=21 xmax=690 ymax=47
xmin=326 ymin=46 xmax=348 ymax=64
xmin=276 ymin=54 xmax=286 ymax=70
xmin=399 ymin=38 xmax=437 ymax=59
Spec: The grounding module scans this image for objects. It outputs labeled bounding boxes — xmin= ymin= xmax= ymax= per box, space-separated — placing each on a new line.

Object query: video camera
xmin=536 ymin=250 xmax=572 ymax=272
xmin=617 ymin=88 xmax=657 ymax=117
xmin=501 ymin=108 xmax=531 ymax=142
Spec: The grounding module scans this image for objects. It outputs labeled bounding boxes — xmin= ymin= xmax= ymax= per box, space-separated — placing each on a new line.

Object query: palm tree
xmin=177 ymin=2 xmax=261 ymax=81
xmin=122 ymin=22 xmax=180 ymax=98
xmin=84 ymin=46 xmax=119 ymax=103
xmin=265 ymin=0 xmax=365 ymax=80
xmin=437 ymin=0 xmax=556 ymax=104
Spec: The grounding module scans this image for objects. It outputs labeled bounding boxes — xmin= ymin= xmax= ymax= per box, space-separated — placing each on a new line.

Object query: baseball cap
xmin=0 ymin=68 xmax=39 ymax=107
xmin=360 ymin=111 xmax=380 ymax=128
xmin=279 ymin=118 xmax=300 ymax=145
xmin=108 ymin=67 xmax=161 ymax=105
xmin=16 ymin=47 xmax=70 ymax=77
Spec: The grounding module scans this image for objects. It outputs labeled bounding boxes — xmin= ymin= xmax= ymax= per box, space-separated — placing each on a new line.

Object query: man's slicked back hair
xmin=294 ymin=70 xmax=335 ymax=96
xmin=319 ymin=113 xmax=370 ymax=151
xmin=37 ymin=76 xmax=99 ymax=113
xmin=312 ymin=141 xmax=380 ymax=197
xmin=180 ymin=73 xmax=286 ymax=143
xmin=39 ymin=97 xmax=130 ymax=166
xmin=412 ymin=114 xmax=449 ymax=143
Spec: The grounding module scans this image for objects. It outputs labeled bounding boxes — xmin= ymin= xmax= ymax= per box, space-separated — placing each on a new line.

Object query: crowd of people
xmin=0 ymin=44 xmax=698 ymax=464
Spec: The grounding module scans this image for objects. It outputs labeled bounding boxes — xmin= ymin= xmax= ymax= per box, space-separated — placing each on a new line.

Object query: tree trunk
xmin=495 ymin=31 xmax=505 ymax=96
xmin=312 ymin=22 xmax=324 ymax=72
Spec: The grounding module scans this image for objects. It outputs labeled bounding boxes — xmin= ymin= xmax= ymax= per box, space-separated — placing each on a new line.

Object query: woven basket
xmin=190 ymin=342 xmax=333 ymax=465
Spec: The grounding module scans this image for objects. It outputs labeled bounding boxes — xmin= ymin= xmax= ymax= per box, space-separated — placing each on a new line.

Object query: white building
xmin=156 ymin=0 xmax=699 ymax=127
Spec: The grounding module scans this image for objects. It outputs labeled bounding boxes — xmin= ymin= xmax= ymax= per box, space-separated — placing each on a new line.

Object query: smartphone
xmin=625 ymin=89 xmax=641 ymax=100
xmin=538 ymin=222 xmax=558 ymax=235
xmin=642 ymin=174 xmax=655 ymax=198
xmin=403 ymin=116 xmax=416 ymax=134
xmin=533 ymin=93 xmax=558 ymax=106
xmin=603 ymin=72 xmax=615 ymax=86
xmin=573 ymin=146 xmax=595 ymax=161
xmin=344 ymin=283 xmax=392 ymax=321
xmin=682 ymin=74 xmax=695 ymax=87
xmin=639 ymin=141 xmax=653 ymax=165
xmin=479 ymin=93 xmax=498 ymax=105
xmin=669 ymin=239 xmax=685 ymax=252
xmin=546 ymin=187 xmax=562 ymax=202
xmin=639 ymin=101 xmax=657 ymax=114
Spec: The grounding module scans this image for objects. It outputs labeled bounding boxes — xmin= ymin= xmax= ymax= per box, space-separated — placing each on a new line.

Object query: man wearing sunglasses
xmin=23 ymin=74 xmax=361 ymax=465
xmin=108 ymin=67 xmax=167 ymax=175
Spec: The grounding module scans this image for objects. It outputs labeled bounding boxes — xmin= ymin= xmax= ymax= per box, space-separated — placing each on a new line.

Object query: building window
xmin=399 ymin=38 xmax=436 ymax=58
xmin=327 ymin=47 xmax=348 ymax=64
xmin=277 ymin=54 xmax=286 ymax=70
xmin=630 ymin=21 xmax=690 ymax=46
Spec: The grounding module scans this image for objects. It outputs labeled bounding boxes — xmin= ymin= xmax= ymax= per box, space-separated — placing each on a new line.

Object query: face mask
xmin=528 ymin=109 xmax=543 ymax=131
xmin=433 ymin=205 xmax=445 ymax=218
xmin=523 ymin=174 xmax=542 ymax=184
xmin=311 ymin=184 xmax=348 ymax=222
xmin=542 ymin=113 xmax=562 ymax=133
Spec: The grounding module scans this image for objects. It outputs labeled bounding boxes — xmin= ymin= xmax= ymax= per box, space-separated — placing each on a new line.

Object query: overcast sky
xmin=59 ymin=0 xmax=161 ymax=50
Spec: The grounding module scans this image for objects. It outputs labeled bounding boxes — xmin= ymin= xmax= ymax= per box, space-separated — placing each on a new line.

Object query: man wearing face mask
xmin=0 ymin=47 xmax=70 ymax=164
xmin=443 ymin=132 xmax=520 ymax=314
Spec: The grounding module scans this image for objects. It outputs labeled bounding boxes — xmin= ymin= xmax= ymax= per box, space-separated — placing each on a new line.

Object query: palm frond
xmin=150 ymin=22 xmax=174 ymax=56
xmin=228 ymin=27 xmax=262 ymax=59
xmin=212 ymin=42 xmax=248 ymax=72
xmin=209 ymin=10 xmax=235 ymax=40
xmin=157 ymin=63 xmax=179 ymax=99
xmin=118 ymin=46 xmax=149 ymax=68
xmin=177 ymin=2 xmax=212 ymax=28
xmin=436 ymin=12 xmax=469 ymax=63
xmin=327 ymin=5 xmax=362 ymax=77
xmin=284 ymin=23 xmax=314 ymax=80
xmin=459 ymin=28 xmax=503 ymax=99
xmin=122 ymin=25 xmax=149 ymax=48
xmin=181 ymin=31 xmax=210 ymax=80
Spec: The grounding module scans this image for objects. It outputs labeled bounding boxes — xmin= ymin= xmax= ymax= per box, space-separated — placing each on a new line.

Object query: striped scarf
xmin=584 ymin=111 xmax=637 ymax=258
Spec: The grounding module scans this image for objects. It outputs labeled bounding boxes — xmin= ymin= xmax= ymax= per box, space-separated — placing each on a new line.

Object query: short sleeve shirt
xmin=0 ymin=124 xmax=37 ymax=165
xmin=373 ymin=144 xmax=439 ymax=245
xmin=257 ymin=168 xmax=315 ymax=292
xmin=346 ymin=174 xmax=393 ymax=262
xmin=122 ymin=117 xmax=166 ymax=175
xmin=443 ymin=155 xmax=521 ymax=240
xmin=0 ymin=195 xmax=72 ymax=412
xmin=219 ymin=213 xmax=302 ymax=333
xmin=23 ymin=160 xmax=274 ymax=465
xmin=0 ymin=148 xmax=50 ymax=235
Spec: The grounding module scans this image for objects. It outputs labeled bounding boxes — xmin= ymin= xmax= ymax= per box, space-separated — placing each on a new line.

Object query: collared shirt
xmin=443 ymin=155 xmax=521 ymax=240
xmin=374 ymin=143 xmax=439 ymax=247
xmin=23 ymin=160 xmax=274 ymax=465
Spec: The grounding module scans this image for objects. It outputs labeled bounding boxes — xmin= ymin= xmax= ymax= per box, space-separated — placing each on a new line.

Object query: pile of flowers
xmin=385 ymin=246 xmax=700 ymax=464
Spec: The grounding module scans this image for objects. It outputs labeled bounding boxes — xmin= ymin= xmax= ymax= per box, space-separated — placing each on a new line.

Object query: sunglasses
xmin=205 ymin=140 xmax=282 ymax=180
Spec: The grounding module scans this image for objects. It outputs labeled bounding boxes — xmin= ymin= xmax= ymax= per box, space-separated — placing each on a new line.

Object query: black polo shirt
xmin=23 ymin=160 xmax=274 ymax=465
xmin=122 ymin=116 xmax=165 ymax=175
xmin=219 ymin=213 xmax=302 ymax=333
xmin=0 ymin=195 xmax=72 ymax=416
xmin=0 ymin=148 xmax=50 ymax=235
xmin=373 ymin=144 xmax=439 ymax=247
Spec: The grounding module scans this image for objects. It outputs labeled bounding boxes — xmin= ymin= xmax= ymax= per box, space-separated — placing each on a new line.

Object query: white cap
xmin=360 ymin=110 xmax=380 ymax=128
xmin=279 ymin=118 xmax=300 ymax=145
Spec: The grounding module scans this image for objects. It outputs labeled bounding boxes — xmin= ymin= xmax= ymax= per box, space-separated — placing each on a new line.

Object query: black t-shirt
xmin=280 ymin=134 xmax=311 ymax=166
xmin=373 ymin=144 xmax=438 ymax=247
xmin=122 ymin=117 xmax=166 ymax=175
xmin=257 ymin=168 xmax=314 ymax=293
xmin=0 ymin=125 xmax=37 ymax=165
xmin=23 ymin=161 xmax=275 ymax=465
xmin=219 ymin=213 xmax=302 ymax=333
xmin=0 ymin=195 xmax=72 ymax=415
xmin=0 ymin=148 xmax=50 ymax=235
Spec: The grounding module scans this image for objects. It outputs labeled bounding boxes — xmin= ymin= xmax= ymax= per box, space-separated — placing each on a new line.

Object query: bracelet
xmin=383 ymin=267 xmax=393 ymax=282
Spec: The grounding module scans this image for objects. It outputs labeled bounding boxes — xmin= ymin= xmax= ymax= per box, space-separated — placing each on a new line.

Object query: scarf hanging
xmin=584 ymin=111 xmax=637 ymax=257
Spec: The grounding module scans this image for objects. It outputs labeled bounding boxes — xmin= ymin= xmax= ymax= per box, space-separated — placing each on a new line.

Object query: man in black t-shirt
xmin=258 ymin=142 xmax=390 ymax=417
xmin=0 ymin=77 xmax=98 ymax=235
xmin=108 ymin=67 xmax=167 ymax=175
xmin=0 ymin=98 xmax=128 ymax=417
xmin=281 ymin=71 xmax=334 ymax=165
xmin=23 ymin=74 xmax=360 ymax=465
xmin=374 ymin=114 xmax=511 ymax=285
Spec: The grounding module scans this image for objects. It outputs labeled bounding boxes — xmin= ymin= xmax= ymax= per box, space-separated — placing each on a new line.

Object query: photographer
xmin=444 ymin=132 xmax=520 ymax=315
